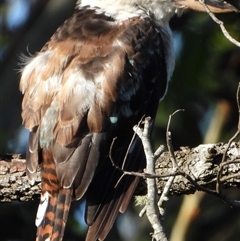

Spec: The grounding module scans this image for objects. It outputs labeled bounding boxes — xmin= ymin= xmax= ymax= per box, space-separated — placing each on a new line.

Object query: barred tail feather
xmin=36 ymin=149 xmax=72 ymax=241
xmin=36 ymin=188 xmax=72 ymax=241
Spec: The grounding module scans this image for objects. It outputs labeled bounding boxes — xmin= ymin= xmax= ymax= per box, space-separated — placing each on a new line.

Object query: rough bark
xmin=0 ymin=155 xmax=41 ymax=202
xmin=155 ymin=142 xmax=240 ymax=196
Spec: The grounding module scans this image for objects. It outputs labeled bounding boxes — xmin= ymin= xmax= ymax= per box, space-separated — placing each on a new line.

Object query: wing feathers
xmin=54 ymin=135 xmax=97 ymax=197
xmin=20 ymin=14 xmax=140 ymax=145
xmin=85 ymin=135 xmax=145 ymax=241
xmin=26 ymin=127 xmax=40 ymax=181
xmin=73 ymin=134 xmax=102 ymax=199
xmin=21 ymin=5 xmax=167 ymax=241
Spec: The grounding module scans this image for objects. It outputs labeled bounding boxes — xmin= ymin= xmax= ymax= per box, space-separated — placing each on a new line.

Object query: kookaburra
xmin=20 ymin=0 xmax=237 ymax=240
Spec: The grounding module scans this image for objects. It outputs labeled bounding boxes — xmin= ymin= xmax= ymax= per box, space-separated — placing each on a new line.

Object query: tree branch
xmin=155 ymin=142 xmax=240 ymax=198
xmin=134 ymin=117 xmax=167 ymax=241
xmin=1 ymin=141 xmax=240 ymax=203
xmin=0 ymin=155 xmax=41 ymax=202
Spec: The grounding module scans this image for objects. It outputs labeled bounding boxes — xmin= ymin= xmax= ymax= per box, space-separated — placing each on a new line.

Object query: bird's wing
xmin=20 ymin=5 xmax=168 ymax=241
xmin=20 ymin=6 xmax=139 ymax=185
xmin=84 ymin=16 xmax=168 ymax=241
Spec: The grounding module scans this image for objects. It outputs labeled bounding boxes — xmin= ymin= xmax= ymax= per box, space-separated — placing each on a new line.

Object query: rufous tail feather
xmin=36 ymin=150 xmax=72 ymax=241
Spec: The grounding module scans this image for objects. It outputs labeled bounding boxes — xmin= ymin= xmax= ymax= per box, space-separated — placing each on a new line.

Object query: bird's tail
xmin=36 ymin=150 xmax=72 ymax=241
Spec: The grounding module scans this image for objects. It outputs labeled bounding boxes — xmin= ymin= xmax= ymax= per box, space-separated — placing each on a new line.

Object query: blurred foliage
xmin=0 ymin=0 xmax=240 ymax=241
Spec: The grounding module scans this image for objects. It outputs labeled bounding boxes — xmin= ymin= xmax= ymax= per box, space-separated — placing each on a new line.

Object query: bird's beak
xmin=176 ymin=0 xmax=239 ymax=13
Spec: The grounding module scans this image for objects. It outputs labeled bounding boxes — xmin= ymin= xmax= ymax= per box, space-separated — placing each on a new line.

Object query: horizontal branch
xmin=1 ymin=142 xmax=240 ymax=203
xmin=0 ymin=155 xmax=41 ymax=202
xmin=155 ymin=142 xmax=240 ymax=196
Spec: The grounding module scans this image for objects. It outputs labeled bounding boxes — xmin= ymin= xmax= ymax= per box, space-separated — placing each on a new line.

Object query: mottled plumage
xmin=20 ymin=0 xmax=237 ymax=240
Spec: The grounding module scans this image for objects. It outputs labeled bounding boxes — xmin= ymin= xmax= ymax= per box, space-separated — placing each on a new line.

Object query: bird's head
xmin=79 ymin=0 xmax=238 ymax=23
xmin=141 ymin=0 xmax=238 ymax=23
xmin=81 ymin=0 xmax=238 ymax=11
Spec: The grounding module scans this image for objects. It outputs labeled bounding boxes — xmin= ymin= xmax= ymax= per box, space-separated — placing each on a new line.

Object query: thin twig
xmin=198 ymin=0 xmax=240 ymax=47
xmin=176 ymin=170 xmax=240 ymax=208
xmin=158 ymin=110 xmax=184 ymax=213
xmin=166 ymin=109 xmax=184 ymax=167
xmin=121 ymin=115 xmax=146 ymax=169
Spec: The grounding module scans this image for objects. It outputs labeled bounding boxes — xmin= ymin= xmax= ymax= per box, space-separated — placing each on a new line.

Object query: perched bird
xmin=20 ymin=0 xmax=237 ymax=240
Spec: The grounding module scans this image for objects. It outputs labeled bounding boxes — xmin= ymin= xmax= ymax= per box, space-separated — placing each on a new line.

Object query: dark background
xmin=0 ymin=0 xmax=240 ymax=240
